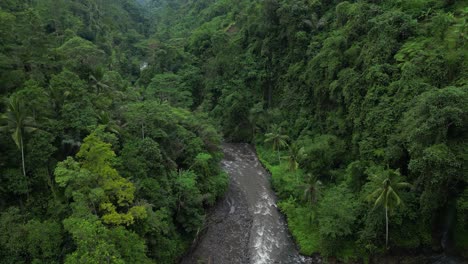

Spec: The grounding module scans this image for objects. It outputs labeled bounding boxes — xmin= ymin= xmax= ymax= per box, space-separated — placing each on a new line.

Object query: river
xmin=181 ymin=143 xmax=316 ymax=264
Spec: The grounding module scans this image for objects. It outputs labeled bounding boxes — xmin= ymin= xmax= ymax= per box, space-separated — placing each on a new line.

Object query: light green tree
xmin=55 ymin=130 xmax=147 ymax=226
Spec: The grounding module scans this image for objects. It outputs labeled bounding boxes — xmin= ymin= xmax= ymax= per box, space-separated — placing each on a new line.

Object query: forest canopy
xmin=0 ymin=0 xmax=467 ymax=263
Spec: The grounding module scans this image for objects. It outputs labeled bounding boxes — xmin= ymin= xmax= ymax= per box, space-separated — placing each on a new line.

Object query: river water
xmin=181 ymin=143 xmax=315 ymax=264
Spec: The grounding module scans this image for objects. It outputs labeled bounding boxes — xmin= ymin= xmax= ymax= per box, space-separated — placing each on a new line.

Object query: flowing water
xmin=181 ymin=143 xmax=316 ymax=264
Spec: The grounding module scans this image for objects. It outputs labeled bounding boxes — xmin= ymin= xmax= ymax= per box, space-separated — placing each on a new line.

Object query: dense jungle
xmin=0 ymin=0 xmax=466 ymax=263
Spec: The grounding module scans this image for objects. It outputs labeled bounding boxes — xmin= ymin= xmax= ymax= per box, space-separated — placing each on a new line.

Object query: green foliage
xmin=56 ymin=36 xmax=106 ymax=76
xmin=0 ymin=208 xmax=62 ymax=263
xmin=63 ymin=216 xmax=151 ymax=264
xmin=409 ymin=144 xmax=464 ymax=217
xmin=455 ymin=189 xmax=468 ymax=256
xmin=0 ymin=0 xmax=466 ymax=262
xmin=264 ymin=124 xmax=289 ymax=164
xmin=278 ymin=198 xmax=320 ymax=255
xmin=174 ymin=170 xmax=204 ymax=233
xmin=318 ymin=185 xmax=359 ymax=239
xmin=48 ymin=70 xmax=97 ymax=136
xmin=145 ymin=73 xmax=193 ymax=108
xmin=401 ymin=87 xmax=468 ymax=149
xmin=0 ymin=1 xmax=229 ymax=263
xmin=55 ymin=130 xmax=145 ymax=226
xmin=298 ymin=134 xmax=346 ymax=180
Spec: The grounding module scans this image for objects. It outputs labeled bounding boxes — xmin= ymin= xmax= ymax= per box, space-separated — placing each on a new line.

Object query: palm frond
xmin=389 ymin=186 xmax=402 ymax=206
xmin=374 ymin=191 xmax=385 ymax=209
xmin=303 ymin=188 xmax=310 ymax=202
xmin=24 ymin=126 xmax=38 ymax=133
xmin=12 ymin=127 xmax=21 ymax=149
xmin=367 ymin=188 xmax=383 ymax=201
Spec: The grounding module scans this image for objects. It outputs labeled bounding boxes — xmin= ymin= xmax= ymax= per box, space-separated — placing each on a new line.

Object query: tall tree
xmin=0 ymin=96 xmax=38 ymax=176
xmin=302 ymin=173 xmax=322 ymax=207
xmin=301 ymin=173 xmax=322 ymax=224
xmin=367 ymin=169 xmax=412 ymax=248
xmin=264 ymin=124 xmax=289 ymax=164
xmin=285 ymin=144 xmax=305 ymax=172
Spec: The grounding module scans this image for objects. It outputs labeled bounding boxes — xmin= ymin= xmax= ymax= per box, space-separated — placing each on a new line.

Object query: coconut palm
xmin=367 ymin=169 xmax=412 ymax=249
xmin=303 ymin=173 xmax=322 ymax=206
xmin=0 ymin=97 xmax=38 ymax=176
xmin=264 ymin=124 xmax=289 ymax=164
xmin=96 ymin=110 xmax=121 ymax=135
xmin=284 ymin=144 xmax=305 ymax=172
xmin=300 ymin=173 xmax=322 ymax=224
xmin=248 ymin=102 xmax=265 ymax=141
xmin=89 ymin=74 xmax=110 ymax=95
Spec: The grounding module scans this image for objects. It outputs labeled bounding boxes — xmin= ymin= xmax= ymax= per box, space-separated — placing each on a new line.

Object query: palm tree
xmin=89 ymin=74 xmax=110 ymax=95
xmin=367 ymin=169 xmax=412 ymax=249
xmin=300 ymin=173 xmax=322 ymax=224
xmin=284 ymin=144 xmax=305 ymax=172
xmin=264 ymin=124 xmax=289 ymax=164
xmin=248 ymin=102 xmax=265 ymax=142
xmin=96 ymin=111 xmax=121 ymax=135
xmin=0 ymin=97 xmax=38 ymax=176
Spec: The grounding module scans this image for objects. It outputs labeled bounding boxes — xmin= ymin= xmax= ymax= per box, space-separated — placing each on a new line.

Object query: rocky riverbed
xmin=180 ymin=143 xmax=316 ymax=264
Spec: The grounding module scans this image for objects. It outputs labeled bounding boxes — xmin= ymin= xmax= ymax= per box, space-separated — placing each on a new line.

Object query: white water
xmin=181 ymin=144 xmax=315 ymax=264
xmin=222 ymin=144 xmax=310 ymax=264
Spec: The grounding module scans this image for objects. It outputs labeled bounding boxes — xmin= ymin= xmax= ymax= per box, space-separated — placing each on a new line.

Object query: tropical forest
xmin=0 ymin=0 xmax=466 ymax=263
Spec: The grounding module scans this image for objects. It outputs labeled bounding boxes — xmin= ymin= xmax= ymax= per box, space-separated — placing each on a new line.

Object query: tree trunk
xmin=277 ymin=149 xmax=281 ymax=164
xmin=20 ymin=137 xmax=29 ymax=200
xmin=264 ymin=57 xmax=273 ymax=109
xmin=385 ymin=206 xmax=389 ymax=249
xmin=251 ymin=125 xmax=255 ymax=143
xmin=21 ymin=137 xmax=26 ymax=177
xmin=267 ymin=79 xmax=272 ymax=108
xmin=47 ymin=166 xmax=57 ymax=200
